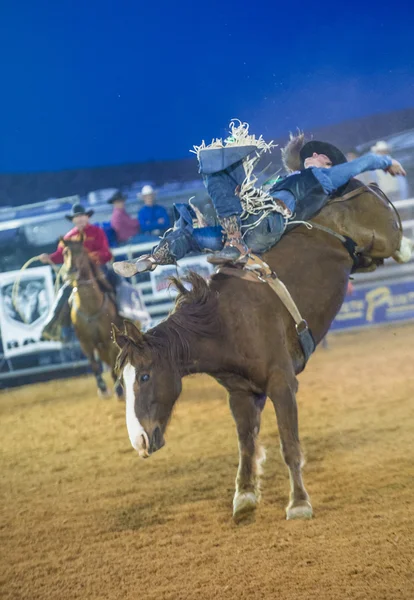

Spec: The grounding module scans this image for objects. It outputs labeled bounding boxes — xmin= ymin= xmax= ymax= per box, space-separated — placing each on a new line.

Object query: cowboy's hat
xmin=282 ymin=133 xmax=347 ymax=172
xmin=300 ymin=141 xmax=347 ymax=167
xmin=141 ymin=184 xmax=155 ymax=196
xmin=65 ymin=203 xmax=94 ymax=221
xmin=107 ymin=190 xmax=127 ymax=204
xmin=370 ymin=140 xmax=391 ymax=153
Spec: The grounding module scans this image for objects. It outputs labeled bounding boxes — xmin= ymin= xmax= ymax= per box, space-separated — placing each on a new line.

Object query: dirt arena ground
xmin=1 ymin=324 xmax=414 ymax=600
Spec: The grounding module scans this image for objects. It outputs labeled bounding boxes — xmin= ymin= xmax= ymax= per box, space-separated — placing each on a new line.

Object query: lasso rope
xmin=12 ymin=257 xmax=64 ymax=324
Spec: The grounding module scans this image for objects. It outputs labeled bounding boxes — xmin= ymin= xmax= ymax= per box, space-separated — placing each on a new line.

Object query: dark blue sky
xmin=0 ymin=0 xmax=412 ymax=173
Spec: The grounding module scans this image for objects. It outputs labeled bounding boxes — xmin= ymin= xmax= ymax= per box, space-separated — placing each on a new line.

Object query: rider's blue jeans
xmin=159 ymin=204 xmax=286 ymax=260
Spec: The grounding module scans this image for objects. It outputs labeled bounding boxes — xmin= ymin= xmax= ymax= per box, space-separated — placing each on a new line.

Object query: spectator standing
xmin=138 ymin=185 xmax=170 ymax=236
xmin=108 ymin=191 xmax=140 ymax=243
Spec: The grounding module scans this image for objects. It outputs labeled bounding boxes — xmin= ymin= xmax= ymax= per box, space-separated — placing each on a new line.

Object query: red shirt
xmin=49 ymin=223 xmax=113 ymax=265
xmin=110 ymin=207 xmax=140 ymax=242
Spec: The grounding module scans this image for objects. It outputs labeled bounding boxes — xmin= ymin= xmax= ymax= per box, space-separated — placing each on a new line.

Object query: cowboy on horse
xmin=39 ymin=203 xmax=121 ymax=342
xmin=113 ymin=121 xmax=407 ymax=277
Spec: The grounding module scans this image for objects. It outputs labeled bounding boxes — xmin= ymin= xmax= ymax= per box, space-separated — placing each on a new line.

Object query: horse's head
xmin=61 ymin=236 xmax=91 ymax=282
xmin=315 ymin=181 xmax=412 ymax=268
xmin=112 ymin=320 xmax=183 ymax=458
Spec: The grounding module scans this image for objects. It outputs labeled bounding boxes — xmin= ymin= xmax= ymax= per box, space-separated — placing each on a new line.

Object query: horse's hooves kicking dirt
xmin=98 ymin=389 xmax=113 ymax=399
xmin=286 ymin=501 xmax=313 ymax=520
xmin=233 ymin=492 xmax=258 ymax=522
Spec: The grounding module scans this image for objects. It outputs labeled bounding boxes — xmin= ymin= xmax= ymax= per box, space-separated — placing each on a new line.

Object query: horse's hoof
xmin=286 ymin=500 xmax=313 ymax=520
xmin=233 ymin=492 xmax=258 ymax=522
xmin=98 ymin=388 xmax=112 ymax=399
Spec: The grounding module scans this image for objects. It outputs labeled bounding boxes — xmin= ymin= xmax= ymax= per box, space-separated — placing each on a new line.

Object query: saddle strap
xmin=243 ymin=255 xmax=307 ymax=325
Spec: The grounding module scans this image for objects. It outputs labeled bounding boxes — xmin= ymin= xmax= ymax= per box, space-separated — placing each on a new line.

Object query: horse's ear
xmin=111 ymin=324 xmax=129 ymax=349
xmin=59 ymin=236 xmax=68 ymax=247
xmin=79 ymin=232 xmax=85 ymax=243
xmin=123 ymin=320 xmax=144 ymax=346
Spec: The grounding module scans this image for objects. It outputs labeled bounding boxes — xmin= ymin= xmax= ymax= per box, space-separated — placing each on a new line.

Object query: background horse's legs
xmin=228 ymin=390 xmax=266 ymax=522
xmin=267 ymin=368 xmax=312 ymax=520
xmin=79 ymin=341 xmax=111 ymax=399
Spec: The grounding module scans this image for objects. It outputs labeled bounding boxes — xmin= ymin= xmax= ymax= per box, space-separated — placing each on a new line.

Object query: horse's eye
xmin=140 ymin=374 xmax=150 ymax=383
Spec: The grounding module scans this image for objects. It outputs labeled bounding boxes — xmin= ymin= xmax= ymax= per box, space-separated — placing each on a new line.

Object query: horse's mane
xmin=116 ymin=272 xmax=222 ymax=369
xmin=146 ymin=272 xmax=222 ymax=362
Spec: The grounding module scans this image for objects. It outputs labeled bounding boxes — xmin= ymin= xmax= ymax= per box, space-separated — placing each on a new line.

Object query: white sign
xmin=0 ymin=266 xmax=61 ymax=358
xmin=149 ymin=255 xmax=214 ymax=301
xmin=118 ymin=282 xmax=152 ymax=330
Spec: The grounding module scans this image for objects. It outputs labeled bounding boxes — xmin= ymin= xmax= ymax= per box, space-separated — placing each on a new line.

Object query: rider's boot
xmin=206 ymin=215 xmax=250 ymax=265
xmin=113 ymin=237 xmax=177 ymax=278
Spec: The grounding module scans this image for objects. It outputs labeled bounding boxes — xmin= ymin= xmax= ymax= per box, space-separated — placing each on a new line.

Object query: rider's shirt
xmin=49 ymin=223 xmax=113 ymax=265
xmin=270 ymin=153 xmax=393 ymax=221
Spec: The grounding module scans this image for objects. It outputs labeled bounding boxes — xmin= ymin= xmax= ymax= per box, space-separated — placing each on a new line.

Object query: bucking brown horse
xmin=62 ymin=239 xmax=124 ymax=399
xmin=112 ymin=182 xmax=412 ymax=521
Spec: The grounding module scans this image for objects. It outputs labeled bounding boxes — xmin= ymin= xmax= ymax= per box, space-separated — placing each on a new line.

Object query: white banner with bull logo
xmin=0 ymin=266 xmax=61 ymax=358
xmin=149 ymin=255 xmax=215 ymax=300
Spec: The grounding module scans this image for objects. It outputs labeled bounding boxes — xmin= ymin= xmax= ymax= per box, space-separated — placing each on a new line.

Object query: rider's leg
xmin=41 ymin=282 xmax=72 ymax=341
xmin=199 ymin=157 xmax=251 ymax=264
xmin=243 ymin=212 xmax=286 ymax=254
xmin=113 ymin=228 xmax=202 ymax=278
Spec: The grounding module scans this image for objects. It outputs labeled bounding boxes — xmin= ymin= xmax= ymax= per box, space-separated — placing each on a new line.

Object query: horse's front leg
xmin=79 ymin=340 xmax=111 ymax=399
xmin=228 ymin=390 xmax=266 ymax=522
xmin=267 ymin=367 xmax=312 ymax=520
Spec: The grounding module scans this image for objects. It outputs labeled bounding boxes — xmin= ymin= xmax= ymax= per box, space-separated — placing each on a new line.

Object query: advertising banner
xmin=0 ymin=266 xmax=61 ymax=357
xmin=149 ymin=255 xmax=214 ymax=301
xmin=331 ymin=279 xmax=414 ymax=331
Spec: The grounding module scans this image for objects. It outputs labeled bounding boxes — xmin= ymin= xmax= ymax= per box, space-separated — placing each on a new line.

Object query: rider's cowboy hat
xmin=107 ymin=190 xmax=127 ymax=204
xmin=300 ymin=141 xmax=347 ymax=167
xmin=282 ymin=133 xmax=347 ymax=172
xmin=65 ymin=203 xmax=94 ymax=221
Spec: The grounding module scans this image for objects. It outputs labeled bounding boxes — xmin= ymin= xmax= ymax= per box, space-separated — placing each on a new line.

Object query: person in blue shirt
xmin=114 ymin=123 xmax=407 ymax=277
xmin=138 ymin=185 xmax=170 ymax=235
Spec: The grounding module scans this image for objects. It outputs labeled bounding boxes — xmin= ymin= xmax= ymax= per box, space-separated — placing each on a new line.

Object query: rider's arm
xmin=48 ymin=241 xmax=64 ymax=264
xmin=313 ymin=153 xmax=393 ymax=194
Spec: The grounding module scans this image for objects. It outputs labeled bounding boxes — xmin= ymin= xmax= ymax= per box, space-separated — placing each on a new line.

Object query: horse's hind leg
xmin=267 ymin=368 xmax=312 ymax=520
xmin=228 ymin=390 xmax=266 ymax=522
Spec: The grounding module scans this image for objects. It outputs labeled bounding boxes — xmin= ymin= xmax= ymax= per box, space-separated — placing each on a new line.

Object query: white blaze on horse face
xmin=123 ymin=363 xmax=149 ymax=458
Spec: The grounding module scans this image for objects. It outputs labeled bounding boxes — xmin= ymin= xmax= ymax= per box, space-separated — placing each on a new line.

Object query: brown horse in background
xmin=62 ymin=239 xmax=124 ymax=398
xmin=112 ymin=182 xmax=410 ymax=522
